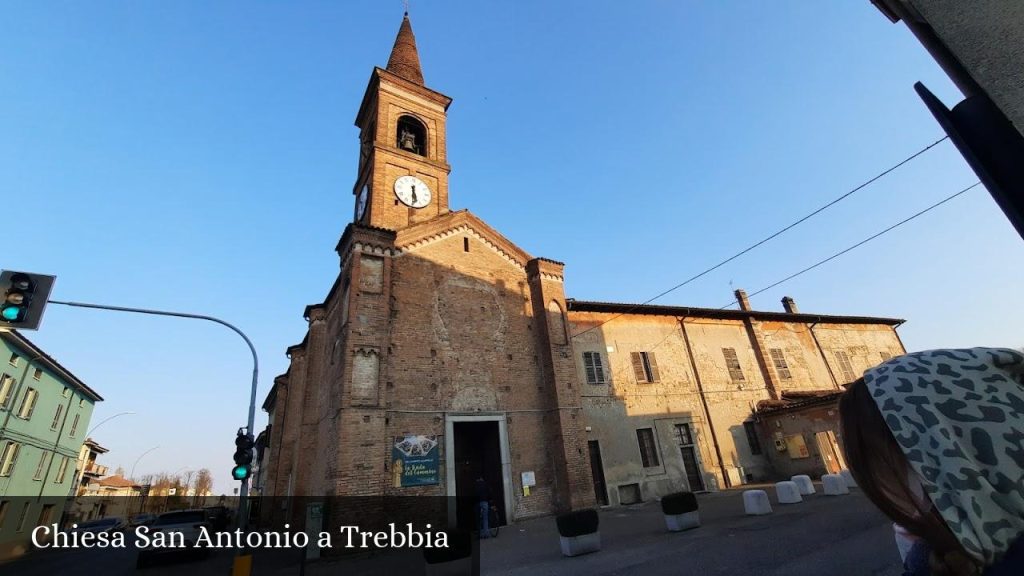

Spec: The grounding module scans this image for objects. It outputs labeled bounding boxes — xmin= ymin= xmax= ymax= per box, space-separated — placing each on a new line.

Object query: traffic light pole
xmin=47 ymin=299 xmax=259 ymax=529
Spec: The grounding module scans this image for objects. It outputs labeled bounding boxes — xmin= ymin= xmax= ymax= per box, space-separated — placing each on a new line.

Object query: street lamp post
xmin=48 ymin=299 xmax=260 ymax=529
xmin=86 ymin=411 xmax=137 ymax=439
xmin=130 ymin=445 xmax=160 ymax=482
xmin=130 ymin=445 xmax=159 ymax=516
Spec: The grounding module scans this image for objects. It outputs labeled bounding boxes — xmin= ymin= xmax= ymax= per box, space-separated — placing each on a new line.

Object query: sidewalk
xmin=480 ymin=485 xmax=902 ymax=576
xmin=273 ymin=485 xmax=903 ymax=576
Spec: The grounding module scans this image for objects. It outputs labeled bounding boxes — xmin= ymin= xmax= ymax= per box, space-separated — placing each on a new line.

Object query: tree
xmin=194 ymin=469 xmax=213 ymax=499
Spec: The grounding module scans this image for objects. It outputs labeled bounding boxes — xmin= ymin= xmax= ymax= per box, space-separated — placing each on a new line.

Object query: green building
xmin=0 ymin=330 xmax=103 ymax=558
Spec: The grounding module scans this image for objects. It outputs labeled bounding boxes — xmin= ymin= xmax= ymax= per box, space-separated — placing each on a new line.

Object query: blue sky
xmin=3 ymin=1 xmax=1022 ymax=493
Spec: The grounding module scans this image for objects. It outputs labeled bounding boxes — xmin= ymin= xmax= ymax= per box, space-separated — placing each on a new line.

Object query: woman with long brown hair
xmin=839 ymin=348 xmax=1024 ymax=576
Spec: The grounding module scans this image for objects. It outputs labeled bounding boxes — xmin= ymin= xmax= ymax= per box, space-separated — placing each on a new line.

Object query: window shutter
xmin=592 ymin=354 xmax=605 ymax=383
xmin=631 ymin=352 xmax=646 ymax=382
xmin=583 ymin=353 xmax=597 ymax=384
xmin=646 ymin=353 xmax=660 ymax=382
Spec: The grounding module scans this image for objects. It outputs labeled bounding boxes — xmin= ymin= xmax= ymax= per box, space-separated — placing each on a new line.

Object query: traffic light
xmin=0 ymin=271 xmax=56 ymax=331
xmin=232 ymin=430 xmax=254 ymax=481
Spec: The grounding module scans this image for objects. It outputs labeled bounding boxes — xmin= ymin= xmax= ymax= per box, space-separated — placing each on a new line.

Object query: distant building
xmin=79 ymin=475 xmax=141 ymax=521
xmin=0 ymin=330 xmax=103 ymax=558
xmin=63 ymin=438 xmax=110 ymax=524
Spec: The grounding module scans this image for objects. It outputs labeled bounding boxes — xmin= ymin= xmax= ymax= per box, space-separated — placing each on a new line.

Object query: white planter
xmin=743 ymin=489 xmax=773 ymax=515
xmin=791 ymin=475 xmax=815 ymax=495
xmin=559 ymin=532 xmax=601 ymax=557
xmin=839 ymin=469 xmax=858 ymax=488
xmin=664 ymin=510 xmax=700 ymax=532
xmin=775 ymin=481 xmax=803 ymax=504
xmin=822 ymin=473 xmax=850 ymax=495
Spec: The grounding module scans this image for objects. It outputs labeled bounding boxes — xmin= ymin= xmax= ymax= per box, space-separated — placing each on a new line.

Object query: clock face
xmin=355 ymin=184 xmax=368 ymax=221
xmin=394 ymin=175 xmax=431 ymax=209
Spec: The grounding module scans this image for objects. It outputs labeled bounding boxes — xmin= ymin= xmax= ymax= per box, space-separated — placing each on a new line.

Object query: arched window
xmin=396 ymin=115 xmax=427 ymax=156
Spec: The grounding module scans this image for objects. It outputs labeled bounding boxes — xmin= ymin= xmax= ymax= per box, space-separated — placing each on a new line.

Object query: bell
xmin=399 ymin=129 xmax=417 ymax=152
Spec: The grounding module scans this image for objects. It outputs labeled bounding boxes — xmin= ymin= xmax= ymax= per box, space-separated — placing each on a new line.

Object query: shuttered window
xmin=55 ymin=456 xmax=69 ymax=483
xmin=17 ymin=388 xmax=37 ymax=419
xmin=0 ymin=374 xmax=14 ymax=407
xmin=630 ymin=352 xmax=660 ymax=383
xmin=723 ymin=348 xmax=745 ymax=382
xmin=769 ymin=348 xmax=792 ymax=380
xmin=835 ymin=350 xmax=856 ymax=382
xmin=50 ymin=404 xmax=63 ymax=431
xmin=0 ymin=442 xmax=20 ymax=476
xmin=582 ymin=352 xmax=606 ymax=384
xmin=33 ymin=451 xmax=49 ymax=480
xmin=636 ymin=428 xmax=660 ymax=467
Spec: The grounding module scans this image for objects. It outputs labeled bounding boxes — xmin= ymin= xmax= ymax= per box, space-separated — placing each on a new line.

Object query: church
xmin=258 ymin=14 xmax=905 ymax=527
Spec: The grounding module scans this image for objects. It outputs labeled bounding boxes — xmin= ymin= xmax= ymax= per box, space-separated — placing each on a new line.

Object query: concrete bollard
xmin=775 ymin=481 xmax=803 ymax=504
xmin=822 ymin=474 xmax=850 ymax=495
xmin=839 ymin=469 xmax=857 ymax=488
xmin=791 ymin=475 xmax=815 ymax=495
xmin=743 ymin=490 xmax=773 ymax=515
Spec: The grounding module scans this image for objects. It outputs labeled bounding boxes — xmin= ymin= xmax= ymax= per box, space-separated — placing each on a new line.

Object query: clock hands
xmin=410 ymin=185 xmax=418 ymax=205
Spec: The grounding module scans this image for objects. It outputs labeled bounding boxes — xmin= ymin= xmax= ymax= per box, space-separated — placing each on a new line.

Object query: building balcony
xmin=83 ymin=463 xmax=109 ymax=477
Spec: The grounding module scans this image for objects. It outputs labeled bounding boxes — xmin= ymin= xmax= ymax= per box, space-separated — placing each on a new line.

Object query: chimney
xmin=734 ymin=289 xmax=752 ymax=311
xmin=781 ymin=296 xmax=799 ymax=314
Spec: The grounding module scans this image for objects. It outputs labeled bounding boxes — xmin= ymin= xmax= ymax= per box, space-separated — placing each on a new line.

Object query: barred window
xmin=582 ymin=352 xmax=606 ymax=384
xmin=769 ymin=348 xmax=792 ymax=380
xmin=723 ymin=348 xmax=745 ymax=382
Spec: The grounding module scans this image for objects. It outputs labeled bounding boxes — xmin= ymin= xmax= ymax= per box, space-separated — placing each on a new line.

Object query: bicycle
xmin=486 ymin=504 xmax=500 ymax=538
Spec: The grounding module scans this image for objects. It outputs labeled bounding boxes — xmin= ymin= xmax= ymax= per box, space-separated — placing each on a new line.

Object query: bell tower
xmin=352 ymin=13 xmax=453 ymax=231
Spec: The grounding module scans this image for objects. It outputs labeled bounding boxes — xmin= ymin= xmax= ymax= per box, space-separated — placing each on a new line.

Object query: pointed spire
xmin=386 ymin=12 xmax=425 ymax=85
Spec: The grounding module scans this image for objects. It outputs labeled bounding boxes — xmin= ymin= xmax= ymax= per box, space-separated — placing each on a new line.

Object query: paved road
xmin=1 ymin=487 xmax=904 ymax=575
xmin=480 ymin=487 xmax=904 ymax=576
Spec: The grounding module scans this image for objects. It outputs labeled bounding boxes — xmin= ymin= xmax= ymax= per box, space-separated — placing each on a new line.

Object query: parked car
xmin=136 ymin=509 xmax=211 ymax=569
xmin=72 ymin=517 xmax=124 ymax=533
xmin=203 ymin=506 xmax=231 ymax=532
xmin=129 ymin=513 xmax=157 ymax=528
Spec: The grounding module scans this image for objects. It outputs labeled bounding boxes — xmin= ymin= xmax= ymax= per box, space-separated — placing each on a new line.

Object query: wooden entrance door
xmin=588 ymin=441 xmax=609 ymax=505
xmin=814 ymin=430 xmax=846 ymax=474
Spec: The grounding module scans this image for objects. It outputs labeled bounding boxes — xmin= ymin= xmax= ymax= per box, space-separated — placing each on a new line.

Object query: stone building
xmin=568 ymin=293 xmax=903 ymax=505
xmin=261 ymin=14 xmax=907 ymax=524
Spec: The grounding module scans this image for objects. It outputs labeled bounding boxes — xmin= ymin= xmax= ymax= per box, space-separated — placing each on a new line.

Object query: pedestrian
xmin=475 ymin=476 xmax=491 ymax=538
xmin=839 ymin=348 xmax=1024 ymax=576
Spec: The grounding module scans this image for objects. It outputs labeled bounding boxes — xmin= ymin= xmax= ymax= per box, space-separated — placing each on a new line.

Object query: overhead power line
xmin=571 ymin=135 xmax=950 ymax=339
xmin=719 ymin=181 xmax=982 ymax=309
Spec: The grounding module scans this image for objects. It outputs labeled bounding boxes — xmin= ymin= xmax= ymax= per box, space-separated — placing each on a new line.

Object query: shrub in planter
xmin=661 ymin=491 xmax=700 ymax=532
xmin=555 ymin=509 xmax=600 ymax=557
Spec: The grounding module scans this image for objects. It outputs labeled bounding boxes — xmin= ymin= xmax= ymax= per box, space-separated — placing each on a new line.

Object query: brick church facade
xmin=260 ymin=14 xmax=906 ymax=524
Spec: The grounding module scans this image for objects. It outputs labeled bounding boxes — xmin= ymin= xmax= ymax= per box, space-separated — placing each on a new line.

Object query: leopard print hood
xmin=863 ymin=348 xmax=1024 ymax=566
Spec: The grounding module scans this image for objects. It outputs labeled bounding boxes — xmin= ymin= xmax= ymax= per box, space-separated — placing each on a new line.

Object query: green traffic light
xmin=1 ymin=305 xmax=23 ymax=321
xmin=232 ymin=465 xmax=250 ymax=480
